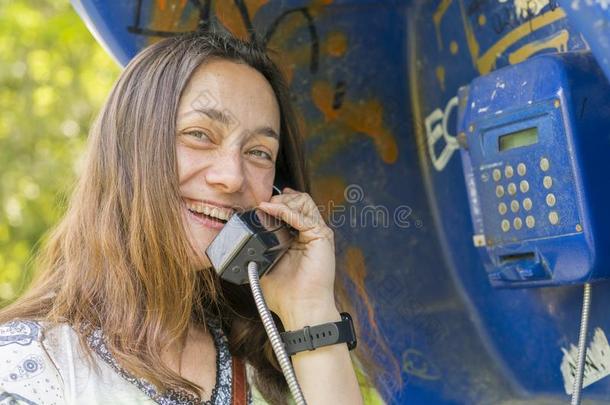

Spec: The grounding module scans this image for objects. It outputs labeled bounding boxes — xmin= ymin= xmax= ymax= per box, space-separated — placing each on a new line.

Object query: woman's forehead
xmin=178 ymin=59 xmax=280 ymax=132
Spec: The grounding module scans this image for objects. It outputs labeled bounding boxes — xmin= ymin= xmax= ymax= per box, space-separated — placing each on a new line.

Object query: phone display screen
xmin=498 ymin=127 xmax=539 ymax=151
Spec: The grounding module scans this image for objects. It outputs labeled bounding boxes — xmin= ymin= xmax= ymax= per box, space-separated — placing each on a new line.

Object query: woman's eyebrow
xmin=181 ymin=107 xmax=234 ymax=127
xmin=251 ymin=126 xmax=279 ymax=141
xmin=181 ymin=107 xmax=279 ymax=140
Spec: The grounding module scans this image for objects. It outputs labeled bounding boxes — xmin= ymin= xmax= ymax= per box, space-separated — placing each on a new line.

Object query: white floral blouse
xmin=0 ymin=319 xmax=257 ymax=405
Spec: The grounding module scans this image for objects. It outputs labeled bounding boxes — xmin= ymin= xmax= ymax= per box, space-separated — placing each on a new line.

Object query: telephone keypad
xmin=488 ymin=156 xmax=562 ymax=236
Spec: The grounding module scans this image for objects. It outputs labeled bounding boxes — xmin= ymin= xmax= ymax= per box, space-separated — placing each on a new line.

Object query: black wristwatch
xmin=280 ymin=312 xmax=357 ymax=356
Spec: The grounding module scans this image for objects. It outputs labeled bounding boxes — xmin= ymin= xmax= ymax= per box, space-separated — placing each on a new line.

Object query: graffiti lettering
xmin=425 ymin=96 xmax=459 ymax=171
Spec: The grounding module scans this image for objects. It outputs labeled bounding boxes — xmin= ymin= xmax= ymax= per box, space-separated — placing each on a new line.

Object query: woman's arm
xmin=257 ymin=188 xmax=365 ymax=405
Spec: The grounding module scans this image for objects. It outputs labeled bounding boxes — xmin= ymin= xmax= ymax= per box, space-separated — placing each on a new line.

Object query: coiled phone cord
xmin=247 ymin=261 xmax=307 ymax=405
xmin=571 ymin=282 xmax=592 ymax=405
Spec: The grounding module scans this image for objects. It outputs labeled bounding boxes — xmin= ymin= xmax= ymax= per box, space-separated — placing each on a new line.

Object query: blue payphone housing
xmin=458 ymin=52 xmax=610 ymax=288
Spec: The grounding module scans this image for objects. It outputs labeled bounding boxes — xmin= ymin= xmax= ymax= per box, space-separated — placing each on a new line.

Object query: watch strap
xmin=281 ymin=312 xmax=357 ymax=356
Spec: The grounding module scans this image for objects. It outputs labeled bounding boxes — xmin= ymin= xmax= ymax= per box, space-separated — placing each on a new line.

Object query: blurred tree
xmin=0 ymin=0 xmax=120 ymax=302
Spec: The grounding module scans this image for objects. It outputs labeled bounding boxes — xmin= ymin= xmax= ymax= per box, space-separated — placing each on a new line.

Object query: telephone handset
xmin=205 ymin=208 xmax=297 ymax=284
xmin=205 ymin=207 xmax=307 ymax=404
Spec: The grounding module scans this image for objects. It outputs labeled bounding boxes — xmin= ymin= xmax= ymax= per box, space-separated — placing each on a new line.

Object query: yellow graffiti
xmin=214 ymin=0 xmax=269 ymax=40
xmin=324 ymin=31 xmax=348 ymax=57
xmin=435 ymin=65 xmax=446 ymax=91
xmin=433 ymin=0 xmax=454 ymax=50
xmin=311 ymin=175 xmax=347 ymax=211
xmin=463 ymin=4 xmax=566 ymax=74
xmin=149 ymin=0 xmax=193 ymax=37
xmin=508 ymin=29 xmax=569 ymax=65
xmin=449 ymin=40 xmax=459 ymax=55
xmin=310 ymin=81 xmax=398 ymax=167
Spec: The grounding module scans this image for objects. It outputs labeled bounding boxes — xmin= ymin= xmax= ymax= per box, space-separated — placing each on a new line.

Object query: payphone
xmin=458 ymin=51 xmax=610 ymax=289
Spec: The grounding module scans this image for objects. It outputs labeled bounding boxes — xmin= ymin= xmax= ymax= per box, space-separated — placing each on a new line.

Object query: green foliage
xmin=0 ymin=0 xmax=120 ymax=301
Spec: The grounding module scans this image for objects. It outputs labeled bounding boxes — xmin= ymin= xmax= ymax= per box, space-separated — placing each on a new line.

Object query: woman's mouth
xmin=185 ymin=200 xmax=232 ymax=230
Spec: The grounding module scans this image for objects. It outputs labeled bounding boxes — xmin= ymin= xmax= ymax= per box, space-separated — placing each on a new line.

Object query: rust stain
xmin=215 ymin=0 xmax=269 ymax=40
xmin=344 ymin=246 xmax=380 ymax=335
xmin=311 ymin=175 xmax=347 ymax=219
xmin=149 ymin=0 xmax=193 ymax=41
xmin=214 ymin=2 xmax=250 ymax=40
xmin=325 ymin=31 xmax=348 ymax=57
xmin=311 ymin=81 xmax=398 ymax=165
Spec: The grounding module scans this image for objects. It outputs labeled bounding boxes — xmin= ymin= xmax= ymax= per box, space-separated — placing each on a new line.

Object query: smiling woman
xmin=0 ymin=29 xmax=380 ymax=405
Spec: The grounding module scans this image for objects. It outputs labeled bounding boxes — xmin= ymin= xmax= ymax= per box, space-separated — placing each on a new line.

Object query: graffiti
xmin=491 ymin=0 xmax=560 ymax=34
xmin=425 ymin=96 xmax=459 ymax=171
xmin=508 ymin=28 xmax=569 ymax=64
xmin=126 ymin=0 xmax=320 ymax=74
xmin=432 ymin=0 xmax=567 ymax=74
xmin=402 ymin=348 xmax=442 ymax=381
xmin=561 ymin=327 xmax=610 ymax=394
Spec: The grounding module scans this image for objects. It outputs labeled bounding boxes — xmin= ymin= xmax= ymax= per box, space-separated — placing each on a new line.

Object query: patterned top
xmin=0 ymin=319 xmax=255 ymax=405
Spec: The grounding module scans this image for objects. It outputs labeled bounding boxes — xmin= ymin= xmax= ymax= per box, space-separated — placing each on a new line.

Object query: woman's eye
xmin=248 ymin=149 xmax=273 ymax=161
xmin=183 ymin=130 xmax=211 ymax=141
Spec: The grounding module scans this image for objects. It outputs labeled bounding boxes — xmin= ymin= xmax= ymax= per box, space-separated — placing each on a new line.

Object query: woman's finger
xmin=258 ymin=201 xmax=320 ymax=234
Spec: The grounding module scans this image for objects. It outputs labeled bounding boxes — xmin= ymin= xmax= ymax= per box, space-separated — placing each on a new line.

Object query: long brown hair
xmin=0 ymin=30 xmax=392 ymax=404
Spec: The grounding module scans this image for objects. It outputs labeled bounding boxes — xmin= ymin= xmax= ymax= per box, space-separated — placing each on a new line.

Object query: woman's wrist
xmin=279 ymin=301 xmax=341 ymax=331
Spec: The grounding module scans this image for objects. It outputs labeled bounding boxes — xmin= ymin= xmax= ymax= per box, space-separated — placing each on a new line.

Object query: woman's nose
xmin=204 ymin=149 xmax=245 ymax=193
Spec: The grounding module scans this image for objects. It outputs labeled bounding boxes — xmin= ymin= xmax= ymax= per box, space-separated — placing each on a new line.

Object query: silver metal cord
xmin=247 ymin=261 xmax=307 ymax=405
xmin=571 ymin=282 xmax=592 ymax=405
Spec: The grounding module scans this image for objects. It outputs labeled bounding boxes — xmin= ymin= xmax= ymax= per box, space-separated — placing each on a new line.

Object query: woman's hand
xmin=256 ymin=187 xmax=340 ymax=330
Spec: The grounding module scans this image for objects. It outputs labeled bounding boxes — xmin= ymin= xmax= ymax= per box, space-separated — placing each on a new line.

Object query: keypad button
xmin=496 ymin=185 xmax=505 ymax=198
xmin=493 ymin=169 xmax=502 ymax=182
xmin=517 ymin=163 xmax=527 ymax=176
xmin=526 ymin=215 xmax=535 ymax=228
xmin=519 ymin=180 xmax=529 ymax=193
xmin=510 ymin=200 xmax=520 ymax=213
xmin=507 ymin=183 xmax=517 ymax=196
xmin=540 ymin=157 xmax=550 ymax=172
xmin=523 ymin=198 xmax=532 ymax=211
xmin=505 ymin=165 xmax=514 ymax=178
xmin=501 ymin=219 xmax=510 ymax=232
xmin=513 ymin=217 xmax=523 ymax=230
xmin=549 ymin=211 xmax=559 ymax=225
xmin=546 ymin=193 xmax=556 ymax=207
xmin=543 ymin=176 xmax=553 ymax=189
xmin=498 ymin=203 xmax=507 ymax=215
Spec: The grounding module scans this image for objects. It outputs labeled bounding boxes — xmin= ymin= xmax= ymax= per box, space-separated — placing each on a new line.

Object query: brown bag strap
xmin=232 ymin=355 xmax=248 ymax=405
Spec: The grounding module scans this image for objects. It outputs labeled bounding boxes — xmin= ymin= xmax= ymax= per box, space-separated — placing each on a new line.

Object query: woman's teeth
xmin=185 ymin=202 xmax=232 ymax=222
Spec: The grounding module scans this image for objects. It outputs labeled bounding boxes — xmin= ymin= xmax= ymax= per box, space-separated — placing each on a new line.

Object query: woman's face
xmin=176 ymin=59 xmax=281 ymax=267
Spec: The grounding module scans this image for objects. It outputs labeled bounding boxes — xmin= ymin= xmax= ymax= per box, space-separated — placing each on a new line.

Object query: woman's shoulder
xmin=0 ymin=319 xmax=66 ymax=404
